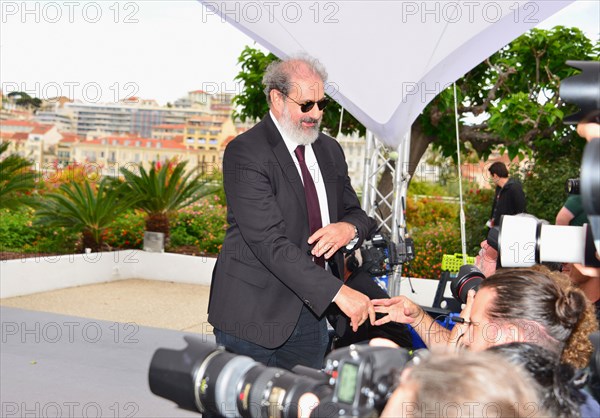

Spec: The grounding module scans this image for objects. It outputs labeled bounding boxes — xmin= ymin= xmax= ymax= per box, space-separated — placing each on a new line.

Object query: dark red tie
xmin=295 ymin=145 xmax=325 ymax=268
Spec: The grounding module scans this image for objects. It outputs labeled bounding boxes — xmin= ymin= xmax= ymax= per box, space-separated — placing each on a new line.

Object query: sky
xmin=1 ymin=1 xmax=598 ymax=106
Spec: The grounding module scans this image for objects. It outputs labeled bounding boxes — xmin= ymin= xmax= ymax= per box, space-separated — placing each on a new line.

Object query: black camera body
xmin=149 ymin=337 xmax=412 ymax=418
xmin=358 ymin=233 xmax=414 ymax=277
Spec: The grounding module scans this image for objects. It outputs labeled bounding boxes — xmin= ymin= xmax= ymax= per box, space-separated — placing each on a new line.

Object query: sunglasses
xmin=281 ymin=92 xmax=330 ymax=113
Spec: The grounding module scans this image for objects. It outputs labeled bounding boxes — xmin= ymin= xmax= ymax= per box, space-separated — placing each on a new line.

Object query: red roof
xmin=59 ymin=132 xmax=81 ymax=143
xmin=12 ymin=132 xmax=29 ymax=141
xmin=31 ymin=125 xmax=53 ymax=134
xmin=1 ymin=119 xmax=38 ymax=128
xmin=0 ymin=131 xmax=15 ymax=139
xmin=189 ymin=90 xmax=208 ymax=94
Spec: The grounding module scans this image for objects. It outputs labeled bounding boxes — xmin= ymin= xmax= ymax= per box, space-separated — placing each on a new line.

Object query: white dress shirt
xmin=270 ymin=111 xmax=331 ymax=229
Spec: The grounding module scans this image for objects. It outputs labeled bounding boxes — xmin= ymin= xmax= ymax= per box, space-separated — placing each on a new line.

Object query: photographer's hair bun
xmin=555 ymin=288 xmax=586 ymax=329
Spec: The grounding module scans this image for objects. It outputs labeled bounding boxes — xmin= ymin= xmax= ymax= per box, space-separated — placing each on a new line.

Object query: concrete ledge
xmin=0 ymin=250 xmax=217 ymax=298
xmin=1 ymin=250 xmax=442 ymax=306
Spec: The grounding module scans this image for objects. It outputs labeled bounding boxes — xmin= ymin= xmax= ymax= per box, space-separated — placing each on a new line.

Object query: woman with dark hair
xmin=373 ymin=268 xmax=597 ymax=369
xmin=489 ymin=342 xmax=585 ymax=418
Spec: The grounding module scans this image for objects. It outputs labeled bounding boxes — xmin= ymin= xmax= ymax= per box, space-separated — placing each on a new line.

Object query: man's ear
xmin=270 ymin=90 xmax=283 ymax=114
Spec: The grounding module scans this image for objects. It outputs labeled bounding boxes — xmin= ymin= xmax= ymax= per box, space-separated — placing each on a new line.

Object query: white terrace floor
xmin=0 ymin=279 xmax=213 ymax=334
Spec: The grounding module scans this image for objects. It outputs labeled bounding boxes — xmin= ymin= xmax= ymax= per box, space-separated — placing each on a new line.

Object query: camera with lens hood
xmin=148 ymin=337 xmax=413 ymax=418
xmin=450 ymin=264 xmax=486 ymax=304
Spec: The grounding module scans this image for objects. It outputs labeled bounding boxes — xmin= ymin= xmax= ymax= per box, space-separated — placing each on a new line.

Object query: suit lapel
xmin=313 ymin=137 xmax=339 ymax=223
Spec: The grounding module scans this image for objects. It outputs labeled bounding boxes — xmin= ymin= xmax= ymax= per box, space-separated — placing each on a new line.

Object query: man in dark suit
xmin=208 ymin=56 xmax=376 ymax=370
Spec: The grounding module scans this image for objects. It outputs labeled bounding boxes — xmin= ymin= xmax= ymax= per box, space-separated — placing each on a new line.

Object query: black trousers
xmin=214 ymin=304 xmax=329 ymax=371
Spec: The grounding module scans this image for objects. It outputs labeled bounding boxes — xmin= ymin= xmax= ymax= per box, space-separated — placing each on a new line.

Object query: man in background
xmin=488 ymin=161 xmax=526 ymax=228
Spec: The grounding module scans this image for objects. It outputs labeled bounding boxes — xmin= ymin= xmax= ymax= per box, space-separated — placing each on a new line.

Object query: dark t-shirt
xmin=564 ymin=195 xmax=589 ymax=226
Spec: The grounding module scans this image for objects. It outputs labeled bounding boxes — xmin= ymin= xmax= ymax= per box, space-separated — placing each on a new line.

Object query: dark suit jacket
xmin=208 ymin=114 xmax=373 ymax=348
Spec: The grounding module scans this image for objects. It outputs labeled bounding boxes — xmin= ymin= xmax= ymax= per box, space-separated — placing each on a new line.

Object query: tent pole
xmin=362 ymin=130 xmax=375 ymax=214
xmin=389 ymin=131 xmax=411 ymax=297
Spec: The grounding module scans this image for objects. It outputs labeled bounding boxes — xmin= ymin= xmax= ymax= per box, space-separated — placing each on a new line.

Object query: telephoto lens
xmin=451 ymin=265 xmax=485 ymax=304
xmin=148 ymin=336 xmax=331 ymax=418
xmin=149 ymin=337 xmax=414 ymax=418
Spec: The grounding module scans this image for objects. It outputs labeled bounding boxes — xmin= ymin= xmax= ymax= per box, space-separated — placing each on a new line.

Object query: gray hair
xmin=262 ymin=54 xmax=328 ymax=106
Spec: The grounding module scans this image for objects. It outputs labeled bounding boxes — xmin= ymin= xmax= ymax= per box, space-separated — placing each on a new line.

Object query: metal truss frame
xmin=361 ymin=131 xmax=411 ymax=296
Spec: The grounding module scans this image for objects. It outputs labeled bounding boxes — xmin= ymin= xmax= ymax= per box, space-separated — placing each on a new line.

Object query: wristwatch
xmin=346 ymin=225 xmax=359 ymax=251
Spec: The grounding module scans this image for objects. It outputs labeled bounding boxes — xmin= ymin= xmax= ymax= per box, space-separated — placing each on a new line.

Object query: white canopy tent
xmin=200 ymin=0 xmax=575 ymax=289
xmin=199 ymin=0 xmax=573 ymax=147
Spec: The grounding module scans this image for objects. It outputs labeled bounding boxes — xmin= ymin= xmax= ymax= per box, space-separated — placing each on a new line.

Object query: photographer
xmin=372 ymin=268 xmax=596 ymax=369
xmin=380 ymin=350 xmax=546 ymax=418
xmin=490 ymin=342 xmax=591 ymax=418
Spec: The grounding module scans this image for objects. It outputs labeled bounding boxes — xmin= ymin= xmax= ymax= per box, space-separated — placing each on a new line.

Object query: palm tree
xmin=35 ymin=178 xmax=133 ymax=252
xmin=0 ymin=142 xmax=37 ymax=209
xmin=118 ymin=160 xmax=218 ymax=240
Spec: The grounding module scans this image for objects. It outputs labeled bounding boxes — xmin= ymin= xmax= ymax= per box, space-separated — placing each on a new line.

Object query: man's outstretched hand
xmin=333 ymin=285 xmax=376 ymax=332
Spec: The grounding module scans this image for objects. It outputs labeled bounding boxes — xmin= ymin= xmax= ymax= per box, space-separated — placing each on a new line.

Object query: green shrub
xmin=103 ymin=210 xmax=146 ymax=250
xmin=515 ymin=158 xmax=580 ymax=224
xmin=33 ymin=226 xmax=79 ymax=253
xmin=405 ymin=192 xmax=461 ymax=279
xmin=405 ymin=179 xmax=495 ymax=277
xmin=406 ymin=220 xmax=462 ymax=280
xmin=168 ymin=195 xmax=228 ymax=254
xmin=0 ymin=208 xmax=38 ymax=251
xmin=408 ymin=180 xmax=450 ymax=197
xmin=0 ymin=208 xmax=78 ymax=254
xmin=406 ymin=195 xmax=459 ymax=228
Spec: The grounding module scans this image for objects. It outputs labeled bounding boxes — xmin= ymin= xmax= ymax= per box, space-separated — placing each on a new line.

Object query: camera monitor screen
xmin=337 ymin=362 xmax=359 ymax=404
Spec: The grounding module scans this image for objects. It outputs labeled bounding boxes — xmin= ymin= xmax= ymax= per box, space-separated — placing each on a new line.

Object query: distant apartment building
xmin=0 ymin=119 xmax=62 ymax=167
xmin=65 ymin=100 xmax=212 ymax=138
xmin=210 ymin=93 xmax=235 ymax=117
xmin=2 ymin=90 xmax=241 ymax=177
xmin=62 ymin=134 xmax=203 ymax=176
xmin=34 ymin=110 xmax=74 ymax=132
xmin=151 ymin=124 xmax=185 ymax=140
xmin=55 ymin=133 xmax=80 ymax=168
xmin=184 ymin=116 xmax=237 ymax=170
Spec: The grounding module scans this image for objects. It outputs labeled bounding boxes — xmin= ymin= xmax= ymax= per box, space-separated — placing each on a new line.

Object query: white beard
xmin=279 ymin=103 xmax=321 ymax=145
